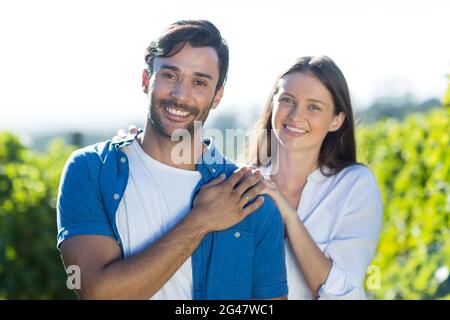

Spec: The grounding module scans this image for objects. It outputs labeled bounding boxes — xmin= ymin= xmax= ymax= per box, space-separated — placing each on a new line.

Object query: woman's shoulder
xmin=332 ymin=164 xmax=380 ymax=194
xmin=337 ymin=164 xmax=377 ymax=182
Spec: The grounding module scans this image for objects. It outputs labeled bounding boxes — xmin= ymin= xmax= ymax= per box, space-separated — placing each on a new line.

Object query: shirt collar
xmin=197 ymin=137 xmax=235 ymax=180
xmin=306 ymin=167 xmax=330 ymax=184
xmin=111 ymin=132 xmax=234 ymax=180
xmin=111 ymin=130 xmax=142 ymax=150
xmin=260 ymin=163 xmax=330 ymax=185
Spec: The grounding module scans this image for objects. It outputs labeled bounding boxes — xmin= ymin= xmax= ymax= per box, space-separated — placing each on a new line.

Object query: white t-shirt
xmin=116 ymin=141 xmax=202 ymax=300
xmin=260 ymin=164 xmax=382 ymax=300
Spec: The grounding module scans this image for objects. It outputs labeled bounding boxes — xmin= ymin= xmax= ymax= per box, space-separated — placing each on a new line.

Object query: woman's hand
xmin=260 ymin=176 xmax=297 ymax=223
xmin=114 ymin=125 xmax=139 ymax=140
xmin=260 ymin=175 xmax=280 ymax=200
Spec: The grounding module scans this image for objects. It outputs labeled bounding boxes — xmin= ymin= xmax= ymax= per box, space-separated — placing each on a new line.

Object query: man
xmin=57 ymin=20 xmax=287 ymax=299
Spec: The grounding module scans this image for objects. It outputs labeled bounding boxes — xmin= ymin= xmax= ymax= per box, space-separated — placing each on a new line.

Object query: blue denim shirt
xmin=56 ymin=134 xmax=288 ymax=299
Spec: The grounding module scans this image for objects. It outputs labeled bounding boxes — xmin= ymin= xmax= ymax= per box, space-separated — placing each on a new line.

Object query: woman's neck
xmin=271 ymin=144 xmax=320 ymax=195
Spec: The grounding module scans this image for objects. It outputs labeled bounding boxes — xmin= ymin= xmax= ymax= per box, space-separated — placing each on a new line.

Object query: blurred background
xmin=0 ymin=0 xmax=449 ymax=299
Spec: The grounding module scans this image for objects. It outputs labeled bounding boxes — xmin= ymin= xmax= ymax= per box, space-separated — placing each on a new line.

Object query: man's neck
xmin=139 ymin=120 xmax=204 ymax=171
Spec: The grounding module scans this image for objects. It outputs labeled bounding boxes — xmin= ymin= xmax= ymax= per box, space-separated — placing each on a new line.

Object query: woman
xmin=246 ymin=55 xmax=382 ymax=299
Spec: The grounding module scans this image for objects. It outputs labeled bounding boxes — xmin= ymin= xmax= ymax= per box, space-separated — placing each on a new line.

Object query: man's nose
xmin=170 ymin=79 xmax=192 ymax=104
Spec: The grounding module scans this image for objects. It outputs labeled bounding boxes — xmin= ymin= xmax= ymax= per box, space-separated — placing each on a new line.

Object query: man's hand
xmin=191 ymin=166 xmax=265 ymax=232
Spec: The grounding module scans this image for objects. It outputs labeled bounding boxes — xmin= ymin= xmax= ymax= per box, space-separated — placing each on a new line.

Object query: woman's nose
xmin=288 ymin=105 xmax=306 ymax=121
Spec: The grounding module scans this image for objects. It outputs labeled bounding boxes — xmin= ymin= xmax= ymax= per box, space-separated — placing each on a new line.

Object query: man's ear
xmin=210 ymin=86 xmax=224 ymax=110
xmin=142 ymin=69 xmax=150 ymax=94
xmin=328 ymin=111 xmax=346 ymax=132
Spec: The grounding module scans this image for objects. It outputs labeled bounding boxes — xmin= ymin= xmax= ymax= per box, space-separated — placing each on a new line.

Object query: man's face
xmin=145 ymin=43 xmax=224 ymax=138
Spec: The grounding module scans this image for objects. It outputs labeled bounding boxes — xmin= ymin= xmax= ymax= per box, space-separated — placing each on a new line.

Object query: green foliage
xmin=0 ymin=132 xmax=76 ymax=299
xmin=357 ymin=107 xmax=450 ymax=299
xmin=443 ymin=75 xmax=450 ymax=109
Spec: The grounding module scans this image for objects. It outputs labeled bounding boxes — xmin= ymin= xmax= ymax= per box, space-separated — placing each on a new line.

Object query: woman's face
xmin=271 ymin=71 xmax=345 ymax=153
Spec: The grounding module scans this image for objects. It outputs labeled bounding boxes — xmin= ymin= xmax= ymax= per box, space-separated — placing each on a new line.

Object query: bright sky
xmin=0 ymin=0 xmax=449 ymax=133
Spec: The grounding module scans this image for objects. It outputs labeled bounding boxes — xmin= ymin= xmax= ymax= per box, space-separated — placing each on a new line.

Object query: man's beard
xmin=148 ymin=95 xmax=213 ymax=138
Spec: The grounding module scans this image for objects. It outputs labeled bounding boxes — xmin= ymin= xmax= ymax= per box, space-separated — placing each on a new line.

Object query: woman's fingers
xmin=115 ymin=128 xmax=127 ymax=139
xmin=114 ymin=125 xmax=139 ymax=141
xmin=128 ymin=125 xmax=138 ymax=135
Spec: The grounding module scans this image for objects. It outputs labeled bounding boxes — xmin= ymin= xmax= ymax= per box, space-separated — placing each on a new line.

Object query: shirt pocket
xmin=212 ymin=229 xmax=255 ymax=286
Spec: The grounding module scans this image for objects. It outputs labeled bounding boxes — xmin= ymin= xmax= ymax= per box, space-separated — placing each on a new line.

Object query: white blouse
xmin=260 ymin=164 xmax=383 ymax=300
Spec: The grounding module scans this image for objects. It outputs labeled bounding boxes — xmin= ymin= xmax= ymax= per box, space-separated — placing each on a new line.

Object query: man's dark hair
xmin=144 ymin=20 xmax=229 ymax=91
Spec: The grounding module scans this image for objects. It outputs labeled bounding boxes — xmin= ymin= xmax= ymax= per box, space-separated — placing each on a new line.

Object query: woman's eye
xmin=281 ymin=97 xmax=295 ymax=105
xmin=309 ymin=104 xmax=321 ymax=111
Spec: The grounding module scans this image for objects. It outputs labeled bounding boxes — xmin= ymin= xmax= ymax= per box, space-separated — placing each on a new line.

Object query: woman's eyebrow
xmin=307 ymin=98 xmax=325 ymax=105
xmin=280 ymin=92 xmax=296 ymax=99
xmin=280 ymin=92 xmax=326 ymax=106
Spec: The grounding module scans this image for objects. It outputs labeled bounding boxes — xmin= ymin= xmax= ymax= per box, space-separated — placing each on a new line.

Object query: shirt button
xmin=120 ymin=157 xmax=127 ymax=163
xmin=234 ymin=232 xmax=241 ymax=238
xmin=113 ymin=193 xmax=120 ymax=200
xmin=64 ymin=230 xmax=70 ymax=236
xmin=211 ymin=168 xmax=216 ymax=173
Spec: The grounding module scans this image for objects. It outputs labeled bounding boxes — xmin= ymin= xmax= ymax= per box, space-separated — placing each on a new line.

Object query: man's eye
xmin=195 ymin=80 xmax=207 ymax=86
xmin=309 ymin=104 xmax=321 ymax=111
xmin=156 ymin=72 xmax=176 ymax=80
xmin=161 ymin=73 xmax=176 ymax=79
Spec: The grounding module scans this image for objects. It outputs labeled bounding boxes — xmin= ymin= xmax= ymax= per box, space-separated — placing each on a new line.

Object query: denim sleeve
xmin=56 ymin=149 xmax=115 ymax=250
xmin=252 ymin=195 xmax=288 ymax=299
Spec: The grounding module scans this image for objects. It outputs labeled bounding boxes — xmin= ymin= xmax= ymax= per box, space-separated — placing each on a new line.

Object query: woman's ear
xmin=142 ymin=69 xmax=150 ymax=94
xmin=329 ymin=111 xmax=346 ymax=132
xmin=210 ymin=86 xmax=224 ymax=110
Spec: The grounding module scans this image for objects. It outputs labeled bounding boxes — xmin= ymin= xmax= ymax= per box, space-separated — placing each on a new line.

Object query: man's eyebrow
xmin=193 ymin=72 xmax=213 ymax=80
xmin=159 ymin=64 xmax=180 ymax=72
xmin=159 ymin=64 xmax=213 ymax=80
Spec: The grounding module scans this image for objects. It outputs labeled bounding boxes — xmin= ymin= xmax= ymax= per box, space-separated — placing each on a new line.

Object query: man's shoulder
xmin=227 ymin=194 xmax=281 ymax=237
xmin=218 ymin=162 xmax=282 ymax=233
xmin=66 ymin=134 xmax=137 ymax=164
xmin=65 ymin=140 xmax=112 ymax=167
xmin=61 ymin=140 xmax=120 ymax=182
xmin=253 ymin=194 xmax=282 ymax=229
